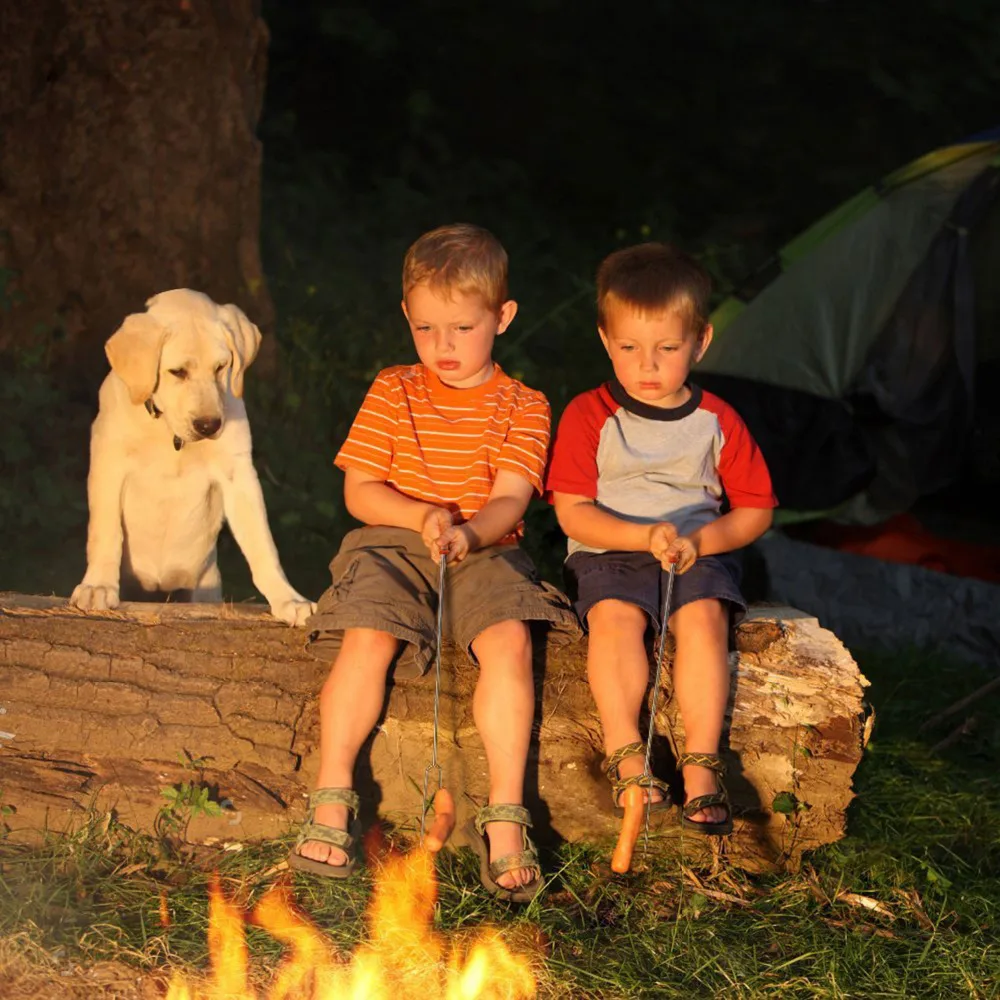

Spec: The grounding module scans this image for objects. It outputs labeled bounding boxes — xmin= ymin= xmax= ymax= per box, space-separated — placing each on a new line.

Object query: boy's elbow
xmin=551 ymin=497 xmax=574 ymax=533
xmin=755 ymin=507 xmax=774 ymax=535
xmin=344 ymin=493 xmax=362 ymax=521
xmin=343 ymin=479 xmax=368 ymax=521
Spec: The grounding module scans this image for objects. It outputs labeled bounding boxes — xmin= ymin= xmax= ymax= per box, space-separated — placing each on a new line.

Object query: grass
xmin=1 ymin=649 xmax=998 ymax=999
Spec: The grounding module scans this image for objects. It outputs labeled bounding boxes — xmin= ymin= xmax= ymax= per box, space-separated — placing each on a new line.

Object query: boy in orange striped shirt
xmin=291 ymin=224 xmax=578 ymax=899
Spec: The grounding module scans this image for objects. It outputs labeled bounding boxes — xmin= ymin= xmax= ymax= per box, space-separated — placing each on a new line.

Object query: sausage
xmin=423 ymin=787 xmax=456 ymax=852
xmin=611 ymin=784 xmax=647 ymax=873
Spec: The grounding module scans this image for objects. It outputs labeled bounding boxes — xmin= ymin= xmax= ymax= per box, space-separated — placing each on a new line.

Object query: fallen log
xmin=0 ymin=594 xmax=869 ymax=870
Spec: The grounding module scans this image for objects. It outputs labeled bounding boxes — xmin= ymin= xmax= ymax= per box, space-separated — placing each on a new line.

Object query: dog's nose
xmin=192 ymin=416 xmax=222 ymax=439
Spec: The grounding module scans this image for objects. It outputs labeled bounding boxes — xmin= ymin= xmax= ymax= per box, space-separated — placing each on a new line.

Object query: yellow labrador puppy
xmin=70 ymin=289 xmax=316 ymax=625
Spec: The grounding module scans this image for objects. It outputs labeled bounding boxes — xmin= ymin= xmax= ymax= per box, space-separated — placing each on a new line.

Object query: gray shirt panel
xmin=570 ymin=406 xmax=725 ymax=556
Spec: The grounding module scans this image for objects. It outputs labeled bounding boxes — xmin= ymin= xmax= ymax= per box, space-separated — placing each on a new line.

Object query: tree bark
xmin=0 ymin=594 xmax=870 ymax=871
xmin=0 ymin=0 xmax=273 ymax=381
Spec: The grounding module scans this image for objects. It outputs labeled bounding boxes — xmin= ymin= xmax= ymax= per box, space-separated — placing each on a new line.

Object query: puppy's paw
xmin=269 ymin=595 xmax=317 ymax=627
xmin=70 ymin=582 xmax=120 ymax=611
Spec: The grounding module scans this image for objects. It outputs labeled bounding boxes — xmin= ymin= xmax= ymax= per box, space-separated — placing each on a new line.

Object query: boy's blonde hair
xmin=402 ymin=223 xmax=509 ymax=312
xmin=597 ymin=242 xmax=711 ymax=334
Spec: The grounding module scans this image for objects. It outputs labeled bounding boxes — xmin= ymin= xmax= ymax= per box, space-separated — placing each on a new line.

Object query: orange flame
xmin=165 ymin=849 xmax=536 ymax=999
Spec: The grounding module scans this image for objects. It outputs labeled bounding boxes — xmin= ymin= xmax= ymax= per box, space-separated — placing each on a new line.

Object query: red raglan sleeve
xmin=544 ymin=391 xmax=605 ymax=501
xmin=706 ymin=394 xmax=778 ymax=509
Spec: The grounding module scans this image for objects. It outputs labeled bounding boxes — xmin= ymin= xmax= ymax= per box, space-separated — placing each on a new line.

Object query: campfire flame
xmin=165 ymin=849 xmax=537 ymax=999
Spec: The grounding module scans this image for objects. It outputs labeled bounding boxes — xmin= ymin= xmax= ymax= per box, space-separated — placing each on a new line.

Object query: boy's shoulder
xmin=560 ymin=382 xmax=620 ymax=422
xmin=493 ymin=366 xmax=550 ymax=411
xmin=362 ymin=364 xmax=437 ymax=402
xmin=568 ymin=382 xmax=616 ymax=408
xmin=369 ymin=363 xmax=423 ymax=389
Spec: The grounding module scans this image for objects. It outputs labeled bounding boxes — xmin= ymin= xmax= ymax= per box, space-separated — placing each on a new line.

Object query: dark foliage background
xmin=3 ymin=0 xmax=999 ymax=600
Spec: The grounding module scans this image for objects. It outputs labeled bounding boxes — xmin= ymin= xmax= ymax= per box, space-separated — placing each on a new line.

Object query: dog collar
xmin=144 ymin=397 xmax=183 ymax=449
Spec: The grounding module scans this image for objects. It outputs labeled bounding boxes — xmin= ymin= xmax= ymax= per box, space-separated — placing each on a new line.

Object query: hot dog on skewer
xmin=424 ymin=787 xmax=456 ymax=853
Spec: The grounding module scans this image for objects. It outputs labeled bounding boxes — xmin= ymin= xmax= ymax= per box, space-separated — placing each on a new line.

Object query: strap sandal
xmin=678 ymin=752 xmax=733 ymax=836
xmin=604 ymin=742 xmax=673 ymax=822
xmin=463 ymin=803 xmax=544 ymax=903
xmin=288 ymin=788 xmax=361 ymax=878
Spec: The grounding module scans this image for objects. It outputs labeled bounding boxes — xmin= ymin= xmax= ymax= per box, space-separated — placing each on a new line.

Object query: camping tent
xmin=694 ymin=126 xmax=1000 ymax=524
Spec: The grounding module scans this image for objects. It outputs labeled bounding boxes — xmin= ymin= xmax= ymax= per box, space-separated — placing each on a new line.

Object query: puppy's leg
xmin=219 ymin=459 xmax=316 ymax=625
xmin=70 ymin=427 xmax=127 ymax=610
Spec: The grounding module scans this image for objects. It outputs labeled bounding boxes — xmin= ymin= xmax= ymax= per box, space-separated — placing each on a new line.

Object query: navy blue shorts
xmin=564 ymin=549 xmax=747 ymax=634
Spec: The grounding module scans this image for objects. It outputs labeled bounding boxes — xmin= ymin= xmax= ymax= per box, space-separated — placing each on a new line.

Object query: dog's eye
xmin=215 ymin=364 xmax=226 ymax=376
xmin=168 ymin=368 xmax=188 ymax=380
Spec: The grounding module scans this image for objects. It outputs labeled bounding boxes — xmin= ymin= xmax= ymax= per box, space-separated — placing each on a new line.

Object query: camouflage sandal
xmin=604 ymin=742 xmax=673 ymax=821
xmin=464 ymin=804 xmax=543 ymax=903
xmin=678 ymin=752 xmax=733 ymax=836
xmin=288 ymin=788 xmax=360 ymax=878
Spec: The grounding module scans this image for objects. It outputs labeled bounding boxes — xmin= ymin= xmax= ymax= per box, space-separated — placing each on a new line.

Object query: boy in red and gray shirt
xmin=547 ymin=243 xmax=776 ymax=835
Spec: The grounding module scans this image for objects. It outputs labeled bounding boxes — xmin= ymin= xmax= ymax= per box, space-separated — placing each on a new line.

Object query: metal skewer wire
xmin=640 ymin=562 xmax=676 ymax=857
xmin=420 ymin=552 xmax=448 ymax=840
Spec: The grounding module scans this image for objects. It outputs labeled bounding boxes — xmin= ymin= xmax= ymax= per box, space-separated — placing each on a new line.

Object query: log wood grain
xmin=0 ymin=594 xmax=870 ymax=870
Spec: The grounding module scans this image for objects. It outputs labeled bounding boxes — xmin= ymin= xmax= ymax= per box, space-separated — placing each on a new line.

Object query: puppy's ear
xmin=105 ymin=312 xmax=167 ymax=405
xmin=216 ymin=304 xmax=262 ymax=398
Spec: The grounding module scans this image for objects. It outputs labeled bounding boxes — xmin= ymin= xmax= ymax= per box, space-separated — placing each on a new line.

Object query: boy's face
xmin=402 ymin=283 xmax=517 ymax=389
xmin=599 ymin=298 xmax=712 ymax=408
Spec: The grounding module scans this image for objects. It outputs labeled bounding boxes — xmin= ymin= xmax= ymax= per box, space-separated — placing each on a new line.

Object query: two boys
xmin=292 ymin=226 xmax=775 ymax=893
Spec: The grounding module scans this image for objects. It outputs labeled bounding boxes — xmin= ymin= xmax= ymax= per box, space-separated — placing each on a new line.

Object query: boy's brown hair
xmin=402 ymin=223 xmax=509 ymax=311
xmin=596 ymin=242 xmax=711 ymax=334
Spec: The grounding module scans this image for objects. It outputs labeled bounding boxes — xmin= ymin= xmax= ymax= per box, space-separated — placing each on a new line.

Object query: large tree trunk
xmin=0 ymin=0 xmax=273 ymax=381
xmin=0 ymin=594 xmax=870 ymax=871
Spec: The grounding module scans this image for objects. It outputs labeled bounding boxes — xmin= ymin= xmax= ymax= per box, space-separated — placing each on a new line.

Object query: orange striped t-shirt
xmin=335 ymin=364 xmax=551 ymax=540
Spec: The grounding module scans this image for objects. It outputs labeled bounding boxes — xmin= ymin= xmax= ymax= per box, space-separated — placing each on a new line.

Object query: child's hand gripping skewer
xmin=421 ymin=549 xmax=456 ymax=852
xmin=610 ymin=563 xmax=677 ymax=873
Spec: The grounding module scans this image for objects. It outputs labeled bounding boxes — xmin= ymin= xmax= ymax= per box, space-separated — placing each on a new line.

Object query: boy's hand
xmin=661 ymin=535 xmax=698 ymax=574
xmin=437 ymin=523 xmax=475 ymax=563
xmin=649 ymin=522 xmax=698 ymax=574
xmin=421 ymin=506 xmax=454 ymax=562
xmin=647 ymin=522 xmax=678 ymax=563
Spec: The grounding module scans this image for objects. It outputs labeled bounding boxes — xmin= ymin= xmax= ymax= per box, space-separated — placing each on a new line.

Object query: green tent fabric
xmin=694 ymin=130 xmax=1000 ymax=523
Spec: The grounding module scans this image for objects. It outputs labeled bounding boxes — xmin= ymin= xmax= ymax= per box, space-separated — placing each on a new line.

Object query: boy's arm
xmin=344 ymin=467 xmax=443 ymax=534
xmin=689 ymin=506 xmax=773 ymax=557
xmin=659 ymin=505 xmax=773 ymax=573
xmin=555 ymin=492 xmax=772 ymax=574
xmin=552 ymin=492 xmax=668 ymax=552
xmin=438 ymin=469 xmax=534 ymax=562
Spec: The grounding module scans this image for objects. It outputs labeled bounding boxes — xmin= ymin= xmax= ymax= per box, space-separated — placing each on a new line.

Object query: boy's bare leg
xmin=471 ymin=618 xmax=539 ymax=890
xmin=670 ymin=598 xmax=730 ymax=824
xmin=297 ymin=627 xmax=399 ymax=866
xmin=585 ymin=599 xmax=665 ymax=803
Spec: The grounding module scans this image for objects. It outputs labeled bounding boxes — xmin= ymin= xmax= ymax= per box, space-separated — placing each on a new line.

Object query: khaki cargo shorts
xmin=306 ymin=526 xmax=581 ymax=679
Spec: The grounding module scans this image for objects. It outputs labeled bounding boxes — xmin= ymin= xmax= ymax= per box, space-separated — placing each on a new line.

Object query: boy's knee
xmin=471 ymin=618 xmax=531 ymax=662
xmin=670 ymin=598 xmax=727 ymax=636
xmin=336 ymin=627 xmax=399 ymax=664
xmin=587 ymin=598 xmax=647 ymax=636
